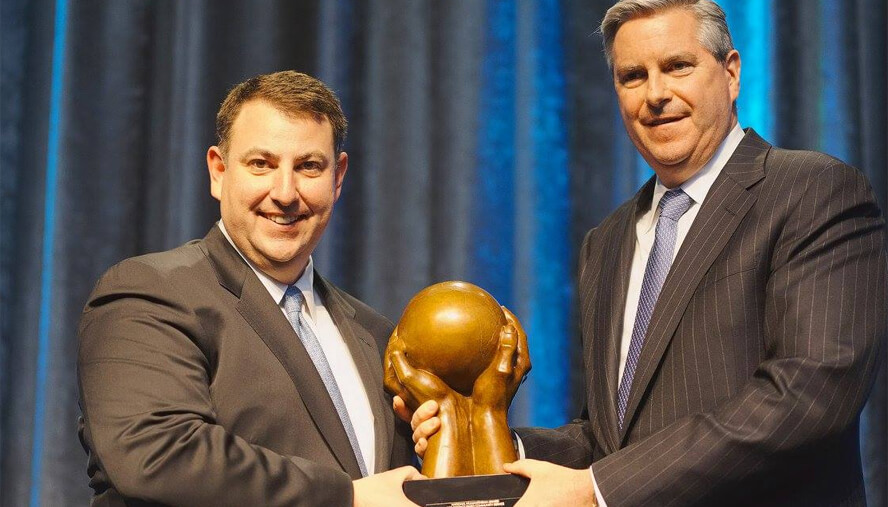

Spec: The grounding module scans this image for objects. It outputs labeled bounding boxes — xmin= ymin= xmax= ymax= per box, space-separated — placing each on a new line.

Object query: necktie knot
xmin=283 ymin=285 xmax=306 ymax=318
xmin=658 ymin=189 xmax=693 ymax=222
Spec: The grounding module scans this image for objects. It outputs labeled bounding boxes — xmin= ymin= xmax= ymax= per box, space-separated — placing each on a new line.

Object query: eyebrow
xmin=615 ymin=64 xmax=645 ymax=76
xmin=615 ymin=51 xmax=700 ymax=75
xmin=239 ymin=149 xmax=330 ymax=165
xmin=294 ymin=151 xmax=330 ymax=164
xmin=240 ymin=148 xmax=279 ymax=163
xmin=661 ymin=52 xmax=698 ymax=66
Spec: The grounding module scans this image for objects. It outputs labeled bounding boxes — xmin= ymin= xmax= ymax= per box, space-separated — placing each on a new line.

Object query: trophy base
xmin=403 ymin=473 xmax=529 ymax=507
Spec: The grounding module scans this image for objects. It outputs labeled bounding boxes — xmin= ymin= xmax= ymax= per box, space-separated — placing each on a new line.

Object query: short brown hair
xmin=215 ymin=70 xmax=348 ymax=155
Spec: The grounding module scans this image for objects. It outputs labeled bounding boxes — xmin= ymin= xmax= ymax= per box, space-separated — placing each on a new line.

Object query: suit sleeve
xmin=77 ymin=261 xmax=353 ymax=506
xmin=515 ymin=411 xmax=597 ymax=468
xmin=590 ymin=163 xmax=887 ymax=505
xmin=516 ymin=226 xmax=603 ymax=468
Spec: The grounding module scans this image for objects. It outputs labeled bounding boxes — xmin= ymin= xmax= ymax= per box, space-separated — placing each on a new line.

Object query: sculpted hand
xmin=503 ymin=460 xmax=597 ymax=507
xmin=386 ymin=330 xmax=423 ymax=426
xmin=471 ymin=306 xmax=532 ymax=410
xmin=353 ymin=466 xmax=425 ymax=507
xmin=384 ymin=329 xmax=454 ymax=412
xmin=467 ymin=306 xmax=531 ymax=472
xmin=383 ymin=329 xmax=416 ymax=408
xmin=384 ymin=330 xmax=471 ymax=475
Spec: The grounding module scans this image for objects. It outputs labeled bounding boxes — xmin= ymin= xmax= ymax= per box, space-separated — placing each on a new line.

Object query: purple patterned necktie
xmin=617 ymin=189 xmax=693 ymax=429
xmin=283 ymin=286 xmax=368 ymax=477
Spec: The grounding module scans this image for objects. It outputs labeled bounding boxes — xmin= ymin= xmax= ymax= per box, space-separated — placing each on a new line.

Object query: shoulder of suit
xmin=90 ymin=238 xmax=212 ymax=299
xmin=124 ymin=238 xmax=206 ymax=271
xmin=763 ymin=145 xmax=859 ymax=177
xmin=760 ymin=145 xmax=873 ymax=196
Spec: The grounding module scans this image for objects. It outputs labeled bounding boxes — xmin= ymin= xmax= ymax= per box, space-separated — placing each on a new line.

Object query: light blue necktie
xmin=617 ymin=189 xmax=693 ymax=429
xmin=283 ymin=286 xmax=368 ymax=477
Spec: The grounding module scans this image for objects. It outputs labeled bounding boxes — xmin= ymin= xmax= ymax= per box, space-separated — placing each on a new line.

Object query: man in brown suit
xmin=77 ymin=71 xmax=421 ymax=506
xmin=408 ymin=1 xmax=887 ymax=505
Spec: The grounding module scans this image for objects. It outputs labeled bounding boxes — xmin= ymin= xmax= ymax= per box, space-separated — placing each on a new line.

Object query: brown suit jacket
xmin=77 ymin=225 xmax=412 ymax=506
xmin=518 ymin=130 xmax=887 ymax=506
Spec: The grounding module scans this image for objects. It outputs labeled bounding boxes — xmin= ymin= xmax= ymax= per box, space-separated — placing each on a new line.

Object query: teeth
xmin=267 ymin=215 xmax=298 ymax=225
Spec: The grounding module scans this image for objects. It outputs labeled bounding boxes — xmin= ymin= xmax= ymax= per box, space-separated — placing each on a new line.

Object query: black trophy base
xmin=403 ymin=473 xmax=529 ymax=507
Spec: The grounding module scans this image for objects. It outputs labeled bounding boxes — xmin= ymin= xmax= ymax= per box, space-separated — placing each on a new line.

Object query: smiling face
xmin=207 ymin=99 xmax=347 ymax=284
xmin=612 ymin=8 xmax=740 ymax=187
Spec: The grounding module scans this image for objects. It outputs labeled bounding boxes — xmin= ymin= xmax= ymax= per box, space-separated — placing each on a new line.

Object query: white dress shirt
xmin=218 ymin=221 xmax=376 ymax=475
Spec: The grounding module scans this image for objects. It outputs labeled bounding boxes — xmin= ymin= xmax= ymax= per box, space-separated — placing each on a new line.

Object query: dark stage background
xmin=1 ymin=0 xmax=886 ymax=505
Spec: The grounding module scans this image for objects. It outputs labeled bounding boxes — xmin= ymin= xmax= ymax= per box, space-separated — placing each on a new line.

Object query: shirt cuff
xmin=513 ymin=431 xmax=526 ymax=459
xmin=589 ymin=467 xmax=607 ymax=507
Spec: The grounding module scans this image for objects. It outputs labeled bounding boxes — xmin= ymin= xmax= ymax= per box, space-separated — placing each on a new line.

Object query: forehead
xmin=229 ymin=100 xmax=334 ymax=149
xmin=612 ymin=9 xmax=704 ymax=65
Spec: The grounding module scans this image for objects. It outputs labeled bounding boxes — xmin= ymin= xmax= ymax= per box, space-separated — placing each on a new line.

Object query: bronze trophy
xmin=384 ymin=281 xmax=531 ymax=506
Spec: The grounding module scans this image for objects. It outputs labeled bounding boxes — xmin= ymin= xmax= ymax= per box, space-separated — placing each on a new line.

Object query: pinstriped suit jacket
xmin=518 ymin=130 xmax=887 ymax=506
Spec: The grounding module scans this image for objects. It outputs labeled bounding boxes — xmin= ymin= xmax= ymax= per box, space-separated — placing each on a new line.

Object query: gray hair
xmin=600 ymin=0 xmax=734 ymax=68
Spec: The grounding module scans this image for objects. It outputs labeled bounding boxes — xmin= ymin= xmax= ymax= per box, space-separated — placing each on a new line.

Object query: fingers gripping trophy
xmin=383 ymin=281 xmax=532 ymax=482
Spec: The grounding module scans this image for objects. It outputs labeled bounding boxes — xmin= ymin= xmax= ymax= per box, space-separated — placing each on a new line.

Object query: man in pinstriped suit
xmin=406 ymin=0 xmax=887 ymax=505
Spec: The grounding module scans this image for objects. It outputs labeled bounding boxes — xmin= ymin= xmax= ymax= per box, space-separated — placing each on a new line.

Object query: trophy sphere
xmin=397 ymin=281 xmax=507 ymax=396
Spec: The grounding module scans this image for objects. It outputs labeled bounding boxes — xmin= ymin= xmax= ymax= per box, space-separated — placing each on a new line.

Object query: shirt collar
xmin=217 ymin=220 xmax=317 ymax=319
xmin=642 ymin=122 xmax=745 ymax=232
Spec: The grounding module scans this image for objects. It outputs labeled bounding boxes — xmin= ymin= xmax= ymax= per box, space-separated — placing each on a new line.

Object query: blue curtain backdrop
xmin=1 ymin=0 xmax=885 ymax=505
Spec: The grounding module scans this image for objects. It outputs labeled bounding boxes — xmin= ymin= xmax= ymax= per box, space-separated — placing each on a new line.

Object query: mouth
xmin=644 ymin=116 xmax=686 ymax=127
xmin=259 ymin=212 xmax=308 ymax=226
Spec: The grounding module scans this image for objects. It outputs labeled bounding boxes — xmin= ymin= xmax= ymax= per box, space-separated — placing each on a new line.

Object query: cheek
xmin=618 ymin=104 xmax=640 ymax=134
xmin=303 ymin=180 xmax=338 ymax=209
xmin=618 ymin=94 xmax=641 ymax=120
xmin=231 ymin=180 xmax=268 ymax=208
xmin=220 ymin=185 xmax=239 ymax=212
xmin=691 ymin=95 xmax=724 ymax=131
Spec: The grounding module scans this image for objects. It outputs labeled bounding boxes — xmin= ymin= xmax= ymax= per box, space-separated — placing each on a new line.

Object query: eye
xmin=300 ymin=160 xmax=324 ymax=174
xmin=249 ymin=159 xmax=270 ymax=169
xmin=619 ymin=70 xmax=645 ymax=86
xmin=668 ymin=61 xmax=693 ymax=74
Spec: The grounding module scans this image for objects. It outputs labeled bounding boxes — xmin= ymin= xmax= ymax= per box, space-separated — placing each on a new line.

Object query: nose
xmin=268 ymin=166 xmax=300 ymax=208
xmin=645 ymin=72 xmax=672 ymax=109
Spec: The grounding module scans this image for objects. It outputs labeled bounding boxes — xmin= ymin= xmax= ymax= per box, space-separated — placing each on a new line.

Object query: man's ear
xmin=724 ymin=49 xmax=741 ymax=103
xmin=333 ymin=151 xmax=348 ymax=201
xmin=207 ymin=146 xmax=226 ymax=201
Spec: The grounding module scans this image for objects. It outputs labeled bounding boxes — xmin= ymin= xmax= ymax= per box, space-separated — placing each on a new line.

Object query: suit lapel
xmin=201 ymin=226 xmax=363 ymax=478
xmin=619 ymin=130 xmax=769 ymax=441
xmin=315 ymin=276 xmax=393 ymax=474
xmin=589 ymin=182 xmax=653 ymax=454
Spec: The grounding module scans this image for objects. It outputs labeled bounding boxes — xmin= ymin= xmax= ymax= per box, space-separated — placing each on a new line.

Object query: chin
xmin=250 ymin=243 xmax=300 ymax=265
xmin=648 ymin=147 xmax=691 ymax=166
xmin=266 ymin=250 xmax=305 ymax=265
